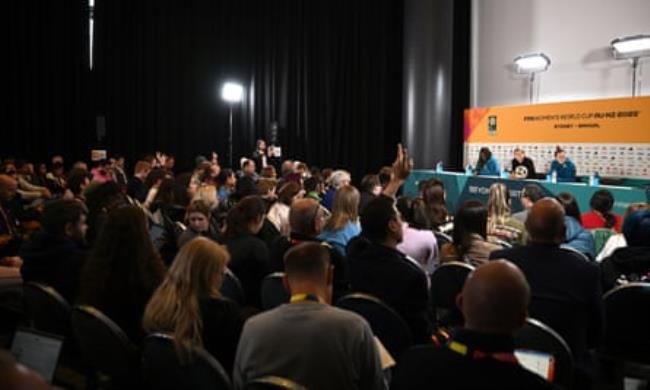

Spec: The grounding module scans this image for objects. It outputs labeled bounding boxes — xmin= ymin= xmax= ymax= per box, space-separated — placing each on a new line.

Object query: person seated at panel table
xmin=548 ymin=146 xmax=576 ymax=182
xmin=511 ymin=148 xmax=536 ymax=179
xmin=475 ymin=147 xmax=500 ymax=176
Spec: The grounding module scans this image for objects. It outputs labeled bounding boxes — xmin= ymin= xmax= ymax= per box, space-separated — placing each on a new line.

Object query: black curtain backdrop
xmin=4 ymin=0 xmax=404 ymax=180
xmin=4 ymin=0 xmax=91 ymax=164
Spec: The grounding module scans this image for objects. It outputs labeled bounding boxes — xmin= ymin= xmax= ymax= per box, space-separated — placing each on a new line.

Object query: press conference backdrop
xmin=463 ymin=96 xmax=650 ymax=179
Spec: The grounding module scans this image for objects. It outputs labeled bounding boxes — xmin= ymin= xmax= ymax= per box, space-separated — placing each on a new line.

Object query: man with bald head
xmin=392 ymin=261 xmax=555 ymax=389
xmin=490 ymin=198 xmax=602 ymax=376
xmin=269 ymin=198 xmax=350 ymax=299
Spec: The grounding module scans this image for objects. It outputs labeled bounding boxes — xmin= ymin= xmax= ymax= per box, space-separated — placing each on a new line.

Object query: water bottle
xmin=500 ymin=166 xmax=509 ymax=179
xmin=593 ymin=171 xmax=600 ymax=187
xmin=588 ymin=172 xmax=595 ymax=186
xmin=465 ymin=164 xmax=473 ymax=176
xmin=551 ymin=170 xmax=557 ymax=184
xmin=436 ymin=161 xmax=443 ymax=173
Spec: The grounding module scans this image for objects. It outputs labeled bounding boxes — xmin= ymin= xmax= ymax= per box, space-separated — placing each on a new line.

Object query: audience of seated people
xmin=322 ymin=169 xmax=351 ymax=210
xmin=596 ymin=202 xmax=649 ymax=261
xmin=176 ymin=200 xmax=220 ymax=248
xmin=233 ymin=242 xmax=387 ymax=390
xmin=395 ymin=197 xmax=438 ymax=276
xmin=218 ymin=196 xmax=270 ymax=309
xmin=317 ymin=184 xmax=361 ymax=256
xmin=582 ymin=189 xmax=623 ymax=232
xmin=78 ymin=206 xmax=166 ymax=342
xmin=1 ymin=146 xmax=649 ymax=389
xmin=599 ymin=209 xmax=650 ymax=291
xmin=347 ymin=146 xmax=432 ymax=343
xmin=358 ymin=174 xmax=382 ymax=212
xmin=490 ymin=198 xmax=603 ymax=382
xmin=556 ymin=192 xmax=596 ymax=259
xmin=392 ymin=260 xmax=555 ymax=390
xmin=487 ymin=182 xmax=527 ymax=245
xmin=418 ymin=178 xmax=449 ymax=232
xmin=144 ymin=237 xmax=243 ymax=373
xmin=19 ymin=200 xmax=88 ymax=303
xmin=266 ymin=181 xmax=302 ymax=237
xmin=269 ymin=198 xmax=349 ymax=299
xmin=440 ymin=200 xmax=502 ymax=266
xmin=512 ymin=183 xmax=545 ymax=224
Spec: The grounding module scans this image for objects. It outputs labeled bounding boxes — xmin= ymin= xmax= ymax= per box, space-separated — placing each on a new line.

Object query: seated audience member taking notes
xmin=476 ymin=147 xmax=500 ymax=176
xmin=233 ymin=242 xmax=386 ymax=390
xmin=511 ymin=148 xmax=536 ymax=179
xmin=391 ymin=260 xmax=556 ymax=390
xmin=144 ymin=238 xmax=243 ymax=374
xmin=489 ymin=198 xmax=603 ymax=367
xmin=548 ymin=146 xmax=576 ymax=182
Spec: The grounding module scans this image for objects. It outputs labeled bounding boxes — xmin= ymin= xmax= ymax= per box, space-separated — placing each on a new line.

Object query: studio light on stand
xmin=611 ymin=34 xmax=650 ymax=97
xmin=221 ymin=82 xmax=244 ymax=168
xmin=514 ymin=53 xmax=551 ymax=104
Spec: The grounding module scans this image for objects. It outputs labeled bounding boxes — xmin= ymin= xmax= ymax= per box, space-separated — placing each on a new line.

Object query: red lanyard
xmin=448 ymin=340 xmax=519 ymax=365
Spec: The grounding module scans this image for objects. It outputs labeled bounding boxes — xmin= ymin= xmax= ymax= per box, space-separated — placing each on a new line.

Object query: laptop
xmin=11 ymin=327 xmax=64 ymax=383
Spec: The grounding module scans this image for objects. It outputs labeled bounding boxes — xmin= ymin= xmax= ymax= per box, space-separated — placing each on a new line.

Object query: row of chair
xmin=22 ymin=281 xmax=310 ymax=389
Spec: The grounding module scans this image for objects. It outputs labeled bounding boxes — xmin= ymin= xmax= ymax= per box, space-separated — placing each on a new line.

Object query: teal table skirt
xmin=404 ymin=171 xmax=650 ymax=215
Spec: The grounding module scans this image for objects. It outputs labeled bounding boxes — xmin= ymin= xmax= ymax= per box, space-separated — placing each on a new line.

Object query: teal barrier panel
xmin=404 ymin=171 xmax=649 ymax=215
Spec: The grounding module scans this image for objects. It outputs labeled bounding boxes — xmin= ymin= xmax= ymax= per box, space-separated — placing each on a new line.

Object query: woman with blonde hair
xmin=193 ymin=184 xmax=219 ymax=211
xmin=487 ymin=182 xmax=527 ymax=245
xmin=318 ymin=185 xmax=361 ymax=255
xmin=143 ymin=238 xmax=242 ymax=372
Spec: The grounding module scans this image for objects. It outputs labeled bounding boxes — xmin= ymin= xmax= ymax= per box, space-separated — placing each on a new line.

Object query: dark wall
xmin=5 ymin=0 xmax=404 ymax=180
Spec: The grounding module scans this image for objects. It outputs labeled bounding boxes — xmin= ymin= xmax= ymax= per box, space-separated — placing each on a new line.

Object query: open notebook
xmin=11 ymin=327 xmax=64 ymax=383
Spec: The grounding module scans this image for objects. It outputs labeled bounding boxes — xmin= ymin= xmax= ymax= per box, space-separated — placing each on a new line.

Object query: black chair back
xmin=142 ymin=333 xmax=231 ymax=390
xmin=603 ymin=283 xmax=650 ymax=363
xmin=71 ymin=305 xmax=139 ymax=384
xmin=260 ymin=273 xmax=289 ymax=310
xmin=429 ymin=262 xmax=474 ymax=327
xmin=220 ymin=268 xmax=246 ymax=306
xmin=515 ymin=318 xmax=574 ymax=389
xmin=336 ymin=292 xmax=412 ymax=360
xmin=246 ymin=375 xmax=306 ymax=390
xmin=23 ymin=282 xmax=72 ymax=337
